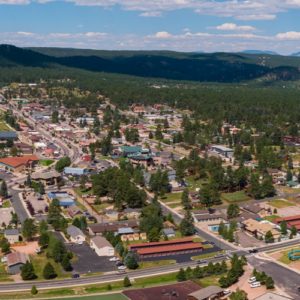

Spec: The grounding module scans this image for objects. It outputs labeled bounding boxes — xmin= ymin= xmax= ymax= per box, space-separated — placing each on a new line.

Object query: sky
xmin=1 ymin=0 xmax=300 ymax=55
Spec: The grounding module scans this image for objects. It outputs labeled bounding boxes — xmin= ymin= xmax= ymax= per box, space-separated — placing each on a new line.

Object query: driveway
xmin=238 ymin=231 xmax=264 ymax=248
xmin=65 ymin=242 xmax=117 ymax=274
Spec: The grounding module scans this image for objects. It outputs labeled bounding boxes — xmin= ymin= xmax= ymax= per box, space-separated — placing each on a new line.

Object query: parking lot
xmin=0 ymin=169 xmax=16 ymax=182
xmin=0 ymin=207 xmax=13 ymax=225
xmin=65 ymin=242 xmax=117 ymax=274
xmin=238 ymin=231 xmax=264 ymax=248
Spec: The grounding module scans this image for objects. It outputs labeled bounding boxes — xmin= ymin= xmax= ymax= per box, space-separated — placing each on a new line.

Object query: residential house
xmin=163 ymin=221 xmax=175 ymax=229
xmin=118 ymin=228 xmax=134 ymax=235
xmin=88 ymin=224 xmax=121 ymax=236
xmin=162 ymin=228 xmax=176 ymax=237
xmin=210 ymin=145 xmax=234 ymax=157
xmin=242 ymin=219 xmax=281 ymax=240
xmin=287 ymin=181 xmax=300 ymax=188
xmin=67 ymin=225 xmax=86 ymax=243
xmin=4 ymin=229 xmax=19 ymax=244
xmin=123 ymin=208 xmax=142 ymax=219
xmin=187 ymin=286 xmax=224 ymax=300
xmin=242 ymin=203 xmax=266 ymax=216
xmin=90 ymin=236 xmax=114 ymax=256
xmin=68 ymin=204 xmax=84 ymax=219
xmin=106 ymin=209 xmax=119 ymax=220
xmin=7 ymin=251 xmax=30 ymax=274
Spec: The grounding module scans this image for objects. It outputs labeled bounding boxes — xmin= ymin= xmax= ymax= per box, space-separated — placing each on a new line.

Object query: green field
xmin=269 ymin=200 xmax=295 ymax=208
xmin=137 ymin=260 xmax=176 ymax=270
xmin=2 ymin=200 xmax=11 ymax=208
xmin=93 ymin=203 xmax=111 ymax=212
xmin=0 ymin=122 xmax=11 ymax=131
xmin=167 ymin=202 xmax=182 ymax=208
xmin=262 ymin=215 xmax=280 ymax=222
xmin=160 ymin=192 xmax=182 ymax=203
xmin=55 ymin=295 xmax=128 ymax=300
xmin=221 ymin=191 xmax=251 ymax=202
xmin=39 ymin=160 xmax=55 ymax=166
xmin=74 ymin=187 xmax=93 ymax=197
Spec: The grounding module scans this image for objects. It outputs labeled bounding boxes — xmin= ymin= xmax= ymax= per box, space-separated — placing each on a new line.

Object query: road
xmin=248 ymin=257 xmax=300 ymax=299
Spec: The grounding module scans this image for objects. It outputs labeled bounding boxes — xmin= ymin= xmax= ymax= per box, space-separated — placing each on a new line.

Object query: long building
xmin=0 ymin=155 xmax=39 ymax=172
xmin=273 ymin=215 xmax=300 ymax=231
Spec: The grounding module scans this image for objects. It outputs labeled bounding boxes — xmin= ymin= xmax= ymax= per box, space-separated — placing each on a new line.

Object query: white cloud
xmin=49 ymin=33 xmax=71 ymax=37
xmin=78 ymin=24 xmax=83 ymax=28
xmin=235 ymin=14 xmax=276 ymax=20
xmin=207 ymin=23 xmax=257 ymax=31
xmin=139 ymin=11 xmax=162 ymax=17
xmin=85 ymin=32 xmax=107 ymax=37
xmin=182 ymin=28 xmax=190 ymax=32
xmin=0 ymin=0 xmax=29 ymax=3
xmin=151 ymin=31 xmax=172 ymax=38
xmin=17 ymin=31 xmax=35 ymax=36
xmin=276 ymin=31 xmax=300 ymax=40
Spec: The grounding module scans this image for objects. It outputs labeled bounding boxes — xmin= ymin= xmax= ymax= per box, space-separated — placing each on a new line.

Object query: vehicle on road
xmin=71 ymin=274 xmax=80 ymax=278
xmin=109 ymin=257 xmax=119 ymax=262
xmin=116 ymin=262 xmax=124 ymax=266
xmin=223 ymin=289 xmax=231 ymax=295
xmin=249 ymin=249 xmax=258 ymax=253
xmin=118 ymin=265 xmax=127 ymax=270
xmin=210 ymin=242 xmax=215 ymax=246
xmin=116 ymin=270 xmax=127 ymax=275
xmin=250 ymin=282 xmax=261 ymax=288
xmin=214 ymin=253 xmax=225 ymax=258
xmin=197 ymin=259 xmax=206 ymax=264
xmin=248 ymin=277 xmax=256 ymax=283
xmin=78 ymin=241 xmax=83 ymax=245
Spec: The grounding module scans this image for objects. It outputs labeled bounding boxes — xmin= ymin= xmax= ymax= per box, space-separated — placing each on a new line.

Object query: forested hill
xmin=0 ymin=44 xmax=300 ymax=83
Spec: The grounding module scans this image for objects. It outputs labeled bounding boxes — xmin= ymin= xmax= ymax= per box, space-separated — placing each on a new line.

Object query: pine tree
xmin=52 ymin=239 xmax=66 ymax=262
xmin=38 ymin=232 xmax=50 ymax=248
xmin=26 ymin=174 xmax=32 ymax=187
xmin=72 ymin=218 xmax=81 ymax=228
xmin=124 ymin=253 xmax=139 ymax=269
xmin=22 ymin=218 xmax=38 ymax=241
xmin=21 ymin=261 xmax=36 ymax=280
xmin=292 ymin=226 xmax=298 ymax=236
xmin=266 ymin=277 xmax=275 ymax=289
xmin=180 ymin=210 xmax=195 ymax=236
xmin=185 ymin=266 xmax=193 ymax=278
xmin=39 ymin=181 xmax=45 ymax=194
xmin=288 ymin=156 xmax=294 ymax=169
xmin=61 ymin=254 xmax=71 ymax=270
xmin=31 ymin=285 xmax=37 ymax=295
xmin=38 ymin=219 xmax=48 ymax=234
xmin=193 ymin=265 xmax=204 ymax=278
xmin=79 ymin=216 xmax=88 ymax=230
xmin=123 ymin=276 xmax=131 ymax=287
xmin=0 ymin=180 xmax=8 ymax=199
xmin=181 ymin=188 xmax=191 ymax=210
xmin=287 ymin=170 xmax=293 ymax=181
xmin=218 ymin=221 xmax=225 ymax=235
xmin=43 ymin=262 xmax=57 ymax=279
xmin=176 ymin=268 xmax=186 ymax=281
xmin=280 ymin=220 xmax=287 ymax=234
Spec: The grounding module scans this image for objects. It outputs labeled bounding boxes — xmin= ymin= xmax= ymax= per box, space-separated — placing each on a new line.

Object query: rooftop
xmin=91 ymin=236 xmax=113 ymax=249
xmin=7 ymin=251 xmax=29 ymax=266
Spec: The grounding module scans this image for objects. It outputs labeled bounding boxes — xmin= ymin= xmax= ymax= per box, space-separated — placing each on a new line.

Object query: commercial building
xmin=7 ymin=251 xmax=30 ymax=274
xmin=210 ymin=145 xmax=234 ymax=156
xmin=90 ymin=236 xmax=114 ymax=256
xmin=242 ymin=219 xmax=281 ymax=240
xmin=0 ymin=131 xmax=18 ymax=141
xmin=47 ymin=191 xmax=76 ymax=207
xmin=273 ymin=215 xmax=300 ymax=231
xmin=0 ymin=155 xmax=39 ymax=172
xmin=64 ymin=167 xmax=86 ymax=175
xmin=31 ymin=170 xmax=61 ymax=185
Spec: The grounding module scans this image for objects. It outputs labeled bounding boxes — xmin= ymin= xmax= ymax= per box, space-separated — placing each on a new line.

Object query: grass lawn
xmin=0 ymin=262 xmax=14 ymax=282
xmin=203 ymin=244 xmax=213 ymax=249
xmin=160 ymin=192 xmax=182 ymax=203
xmin=30 ymin=252 xmax=72 ymax=280
xmin=137 ymin=260 xmax=176 ymax=270
xmin=184 ymin=176 xmax=208 ymax=191
xmin=262 ymin=215 xmax=280 ymax=222
xmin=39 ymin=160 xmax=55 ymax=166
xmin=191 ymin=251 xmax=225 ymax=261
xmin=0 ymin=122 xmax=11 ymax=131
xmin=269 ymin=200 xmax=295 ymax=208
xmin=221 ymin=191 xmax=251 ymax=202
xmin=75 ymin=200 xmax=88 ymax=212
xmin=198 ymin=274 xmax=222 ymax=287
xmin=148 ymin=126 xmax=156 ymax=129
xmin=2 ymin=200 xmax=11 ymax=208
xmin=92 ymin=203 xmax=111 ymax=212
xmin=74 ymin=187 xmax=93 ymax=197
xmin=167 ymin=202 xmax=182 ymax=209
xmin=278 ymin=249 xmax=297 ymax=265
xmin=97 ymin=156 xmax=110 ymax=160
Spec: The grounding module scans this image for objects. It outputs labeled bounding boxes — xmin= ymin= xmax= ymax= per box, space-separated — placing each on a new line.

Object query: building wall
xmin=92 ymin=244 xmax=114 ymax=256
xmin=70 ymin=235 xmax=86 ymax=243
xmin=8 ymin=263 xmax=24 ymax=274
xmin=138 ymin=247 xmax=203 ymax=258
xmin=5 ymin=234 xmax=19 ymax=244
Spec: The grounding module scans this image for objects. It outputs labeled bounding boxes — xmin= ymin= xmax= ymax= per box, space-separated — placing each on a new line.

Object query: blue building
xmin=64 ymin=167 xmax=86 ymax=175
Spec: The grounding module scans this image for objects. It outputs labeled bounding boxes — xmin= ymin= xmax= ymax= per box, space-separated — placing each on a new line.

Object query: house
xmin=187 ymin=286 xmax=224 ymax=300
xmin=127 ymin=155 xmax=154 ymax=168
xmin=242 ymin=219 xmax=281 ymax=240
xmin=127 ymin=221 xmax=139 ymax=230
xmin=44 ymin=149 xmax=53 ymax=157
xmin=210 ymin=145 xmax=234 ymax=156
xmin=162 ymin=228 xmax=176 ymax=237
xmin=88 ymin=224 xmax=121 ymax=236
xmin=192 ymin=210 xmax=227 ymax=223
xmin=7 ymin=251 xmax=30 ymax=274
xmin=242 ymin=203 xmax=266 ymax=216
xmin=106 ymin=209 xmax=119 ymax=220
xmin=253 ymin=292 xmax=293 ymax=300
xmin=273 ymin=215 xmax=300 ymax=231
xmin=123 ymin=208 xmax=142 ymax=219
xmin=0 ymin=131 xmax=18 ymax=141
xmin=81 ymin=155 xmax=92 ymax=162
xmin=4 ymin=229 xmax=19 ymax=244
xmin=67 ymin=225 xmax=86 ymax=243
xmin=90 ymin=236 xmax=114 ymax=256
xmin=121 ymin=146 xmax=142 ymax=157
xmin=168 ymin=170 xmax=176 ymax=181
xmin=287 ymin=181 xmax=300 ymax=188
xmin=0 ymin=155 xmax=39 ymax=172
xmin=68 ymin=204 xmax=84 ymax=219
xmin=118 ymin=228 xmax=134 ymax=235
xmin=163 ymin=221 xmax=175 ymax=229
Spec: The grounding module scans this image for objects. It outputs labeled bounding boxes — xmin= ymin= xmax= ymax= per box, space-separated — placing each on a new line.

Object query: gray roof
xmin=91 ymin=236 xmax=113 ymax=249
xmin=253 ymin=292 xmax=293 ymax=300
xmin=32 ymin=170 xmax=61 ymax=180
xmin=0 ymin=131 xmax=18 ymax=138
xmin=124 ymin=208 xmax=142 ymax=213
xmin=5 ymin=229 xmax=19 ymax=236
xmin=118 ymin=228 xmax=134 ymax=234
xmin=163 ymin=228 xmax=175 ymax=235
xmin=211 ymin=145 xmax=234 ymax=152
xmin=188 ymin=286 xmax=223 ymax=300
xmin=67 ymin=225 xmax=85 ymax=238
xmin=242 ymin=203 xmax=264 ymax=214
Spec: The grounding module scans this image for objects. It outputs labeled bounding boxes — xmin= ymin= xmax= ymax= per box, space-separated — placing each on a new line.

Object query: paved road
xmin=248 ymin=257 xmax=300 ymax=299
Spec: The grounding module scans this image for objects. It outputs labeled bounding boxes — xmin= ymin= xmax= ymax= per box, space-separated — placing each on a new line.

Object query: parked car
xmin=78 ymin=241 xmax=83 ymax=245
xmin=118 ymin=265 xmax=127 ymax=270
xmin=248 ymin=277 xmax=256 ymax=283
xmin=250 ymin=282 xmax=261 ymax=288
xmin=116 ymin=262 xmax=124 ymax=266
xmin=109 ymin=257 xmax=119 ymax=262
xmin=249 ymin=249 xmax=258 ymax=253
xmin=116 ymin=270 xmax=127 ymax=275
xmin=197 ymin=259 xmax=206 ymax=264
xmin=71 ymin=274 xmax=80 ymax=278
xmin=223 ymin=289 xmax=231 ymax=295
xmin=35 ymin=249 xmax=41 ymax=254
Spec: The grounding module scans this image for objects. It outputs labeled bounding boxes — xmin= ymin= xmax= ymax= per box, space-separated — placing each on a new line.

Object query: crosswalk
xmin=225 ymin=249 xmax=255 ymax=258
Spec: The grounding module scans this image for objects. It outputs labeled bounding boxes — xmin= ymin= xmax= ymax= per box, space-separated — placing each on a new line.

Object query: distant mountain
xmin=290 ymin=52 xmax=300 ymax=57
xmin=238 ymin=50 xmax=279 ymax=55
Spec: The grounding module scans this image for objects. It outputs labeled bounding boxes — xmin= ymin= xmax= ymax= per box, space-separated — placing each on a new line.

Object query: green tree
xmin=39 ymin=181 xmax=45 ymax=194
xmin=51 ymin=110 xmax=59 ymax=123
xmin=0 ymin=180 xmax=8 ymax=199
xmin=22 ymin=218 xmax=38 ymax=241
xmin=26 ymin=174 xmax=32 ymax=187
xmin=265 ymin=230 xmax=274 ymax=243
xmin=148 ymin=227 xmax=161 ymax=242
xmin=21 ymin=261 xmax=36 ymax=280
xmin=280 ymin=220 xmax=287 ymax=234
xmin=72 ymin=217 xmax=81 ymax=228
xmin=193 ymin=265 xmax=204 ymax=278
xmin=181 ymin=188 xmax=191 ymax=210
xmin=38 ymin=220 xmax=48 ymax=234
xmin=287 ymin=170 xmax=293 ymax=182
xmin=43 ymin=262 xmax=57 ymax=279
xmin=227 ymin=203 xmax=240 ymax=218
xmin=79 ymin=216 xmax=88 ymax=230
xmin=1 ymin=240 xmax=10 ymax=254
xmin=38 ymin=232 xmax=50 ymax=248
xmin=31 ymin=285 xmax=37 ymax=295
xmin=52 ymin=239 xmax=66 ymax=262
xmin=292 ymin=226 xmax=298 ymax=236
xmin=124 ymin=253 xmax=139 ymax=269
xmin=266 ymin=276 xmax=275 ymax=289
xmin=176 ymin=268 xmax=186 ymax=281
xmin=218 ymin=221 xmax=226 ymax=236
xmin=61 ymin=254 xmax=71 ymax=271
xmin=123 ymin=276 xmax=131 ymax=287
xmin=180 ymin=210 xmax=195 ymax=236
xmin=288 ymin=156 xmax=294 ymax=169
xmin=185 ymin=266 xmax=193 ymax=279
xmin=230 ymin=288 xmax=248 ymax=300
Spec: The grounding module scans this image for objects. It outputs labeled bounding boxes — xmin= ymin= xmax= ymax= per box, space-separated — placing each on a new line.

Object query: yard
xmin=198 ymin=274 xmax=222 ymax=287
xmin=75 ymin=200 xmax=88 ymax=212
xmin=0 ymin=122 xmax=11 ymax=131
xmin=2 ymin=200 xmax=11 ymax=208
xmin=74 ymin=187 xmax=94 ymax=197
xmin=262 ymin=215 xmax=280 ymax=222
xmin=268 ymin=200 xmax=295 ymax=208
xmin=167 ymin=202 xmax=182 ymax=208
xmin=184 ymin=176 xmax=208 ymax=191
xmin=137 ymin=260 xmax=176 ymax=270
xmin=160 ymin=192 xmax=182 ymax=203
xmin=39 ymin=160 xmax=55 ymax=166
xmin=221 ymin=191 xmax=251 ymax=202
xmin=0 ymin=262 xmax=14 ymax=282
xmin=92 ymin=203 xmax=111 ymax=212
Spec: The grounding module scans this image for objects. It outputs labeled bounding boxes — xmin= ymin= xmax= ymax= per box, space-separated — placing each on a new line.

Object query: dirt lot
xmin=123 ymin=281 xmax=201 ymax=300
xmin=259 ymin=202 xmax=300 ymax=218
xmin=11 ymin=240 xmax=39 ymax=255
xmin=0 ymin=208 xmax=13 ymax=225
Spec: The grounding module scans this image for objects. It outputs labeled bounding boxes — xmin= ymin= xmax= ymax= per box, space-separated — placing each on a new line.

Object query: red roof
xmin=273 ymin=215 xmax=300 ymax=224
xmin=130 ymin=238 xmax=193 ymax=250
xmin=287 ymin=220 xmax=300 ymax=226
xmin=138 ymin=243 xmax=203 ymax=255
xmin=0 ymin=155 xmax=39 ymax=168
xmin=45 ymin=149 xmax=53 ymax=153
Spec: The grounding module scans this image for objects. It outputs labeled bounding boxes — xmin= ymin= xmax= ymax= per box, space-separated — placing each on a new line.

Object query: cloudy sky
xmin=1 ymin=0 xmax=300 ymax=54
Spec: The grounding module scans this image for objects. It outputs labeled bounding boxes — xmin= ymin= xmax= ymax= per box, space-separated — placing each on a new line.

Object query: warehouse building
xmin=210 ymin=145 xmax=234 ymax=157
xmin=0 ymin=131 xmax=18 ymax=141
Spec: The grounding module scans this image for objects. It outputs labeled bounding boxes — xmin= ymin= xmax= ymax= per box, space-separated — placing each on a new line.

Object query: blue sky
xmin=1 ymin=0 xmax=300 ymax=54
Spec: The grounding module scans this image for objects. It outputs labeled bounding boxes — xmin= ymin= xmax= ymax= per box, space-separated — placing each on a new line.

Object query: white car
xmin=118 ymin=265 xmax=127 ymax=270
xmin=223 ymin=289 xmax=231 ymax=295
xmin=109 ymin=257 xmax=119 ymax=262
xmin=35 ymin=249 xmax=41 ymax=254
xmin=78 ymin=241 xmax=83 ymax=245
xmin=250 ymin=282 xmax=261 ymax=288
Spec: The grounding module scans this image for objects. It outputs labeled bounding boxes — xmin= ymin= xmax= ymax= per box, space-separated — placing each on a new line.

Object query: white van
xmin=250 ymin=282 xmax=261 ymax=288
xmin=248 ymin=277 xmax=256 ymax=283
